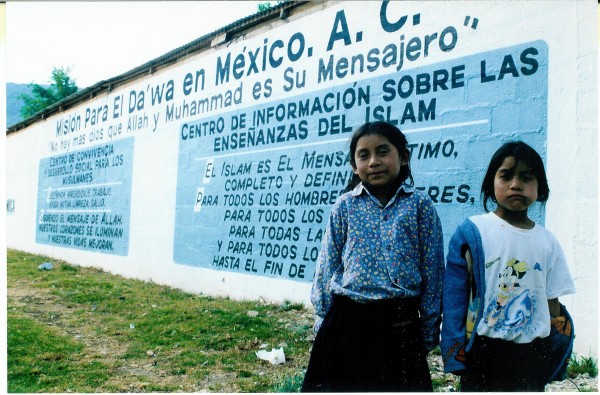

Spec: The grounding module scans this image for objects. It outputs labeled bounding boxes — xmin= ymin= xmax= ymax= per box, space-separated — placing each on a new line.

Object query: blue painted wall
xmin=36 ymin=137 xmax=134 ymax=255
xmin=173 ymin=41 xmax=548 ymax=282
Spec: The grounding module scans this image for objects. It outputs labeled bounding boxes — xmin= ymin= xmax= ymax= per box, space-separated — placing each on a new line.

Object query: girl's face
xmin=352 ymin=134 xmax=408 ymax=194
xmin=493 ymin=156 xmax=539 ymax=216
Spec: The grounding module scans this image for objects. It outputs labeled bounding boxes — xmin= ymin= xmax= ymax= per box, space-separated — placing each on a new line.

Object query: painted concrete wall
xmin=6 ymin=1 xmax=597 ymax=357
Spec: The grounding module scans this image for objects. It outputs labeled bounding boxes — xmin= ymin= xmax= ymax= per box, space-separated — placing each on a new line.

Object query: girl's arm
xmin=417 ymin=197 xmax=445 ymax=351
xmin=310 ymin=201 xmax=346 ymax=332
xmin=548 ymin=298 xmax=560 ymax=317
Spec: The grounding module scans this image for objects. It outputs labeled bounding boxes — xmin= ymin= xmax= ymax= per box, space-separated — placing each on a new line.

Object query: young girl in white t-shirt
xmin=441 ymin=141 xmax=576 ymax=391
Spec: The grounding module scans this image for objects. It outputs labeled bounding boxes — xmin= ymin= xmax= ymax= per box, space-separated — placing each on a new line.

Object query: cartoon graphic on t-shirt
xmin=484 ymin=258 xmax=533 ymax=329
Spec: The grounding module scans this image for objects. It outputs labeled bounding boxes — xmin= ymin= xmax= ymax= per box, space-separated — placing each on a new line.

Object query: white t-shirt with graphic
xmin=470 ymin=212 xmax=576 ymax=343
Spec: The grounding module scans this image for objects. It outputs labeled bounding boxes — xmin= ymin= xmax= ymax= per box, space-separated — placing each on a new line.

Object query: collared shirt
xmin=311 ymin=182 xmax=445 ymax=349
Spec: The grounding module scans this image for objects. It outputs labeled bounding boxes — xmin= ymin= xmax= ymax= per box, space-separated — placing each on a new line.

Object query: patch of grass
xmin=8 ymin=312 xmax=110 ymax=392
xmin=7 ymin=249 xmax=313 ymax=392
xmin=430 ymin=346 xmax=441 ymax=356
xmin=274 ymin=371 xmax=305 ymax=392
xmin=568 ymin=354 xmax=598 ymax=378
xmin=280 ymin=300 xmax=305 ymax=311
xmin=431 ymin=376 xmax=448 ymax=391
xmin=60 ymin=263 xmax=79 ymax=272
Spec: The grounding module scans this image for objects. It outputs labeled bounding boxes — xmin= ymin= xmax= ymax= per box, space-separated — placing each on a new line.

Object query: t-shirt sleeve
xmin=545 ymin=231 xmax=576 ymax=299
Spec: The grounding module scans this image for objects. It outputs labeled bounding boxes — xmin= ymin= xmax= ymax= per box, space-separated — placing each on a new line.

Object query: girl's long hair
xmin=344 ymin=121 xmax=413 ymax=192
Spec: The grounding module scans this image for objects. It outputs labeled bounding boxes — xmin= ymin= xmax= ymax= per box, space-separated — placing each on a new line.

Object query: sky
xmin=5 ymin=1 xmax=265 ymax=88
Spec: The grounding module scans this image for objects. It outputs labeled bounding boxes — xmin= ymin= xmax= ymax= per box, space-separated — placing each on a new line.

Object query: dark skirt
xmin=301 ymin=295 xmax=432 ymax=392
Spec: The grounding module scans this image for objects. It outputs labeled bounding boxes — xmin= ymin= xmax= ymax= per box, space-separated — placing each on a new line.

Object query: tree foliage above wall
xmin=19 ymin=67 xmax=79 ymax=119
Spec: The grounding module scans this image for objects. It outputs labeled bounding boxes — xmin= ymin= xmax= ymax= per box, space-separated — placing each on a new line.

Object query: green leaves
xmin=19 ymin=67 xmax=78 ymax=118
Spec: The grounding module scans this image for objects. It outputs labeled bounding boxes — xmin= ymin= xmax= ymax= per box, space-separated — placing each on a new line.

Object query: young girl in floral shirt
xmin=302 ymin=121 xmax=444 ymax=392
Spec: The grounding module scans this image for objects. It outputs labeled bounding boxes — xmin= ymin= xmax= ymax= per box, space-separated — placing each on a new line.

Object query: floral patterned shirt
xmin=311 ymin=182 xmax=445 ymax=349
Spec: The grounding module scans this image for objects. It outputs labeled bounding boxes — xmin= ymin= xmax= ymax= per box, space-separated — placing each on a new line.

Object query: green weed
xmin=430 ymin=346 xmax=442 ymax=356
xmin=280 ymin=300 xmax=305 ymax=311
xmin=274 ymin=371 xmax=305 ymax=392
xmin=569 ymin=354 xmax=598 ymax=378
